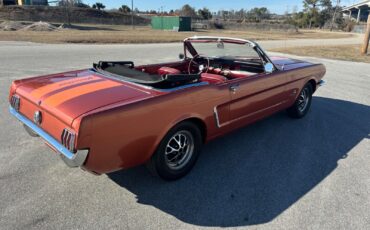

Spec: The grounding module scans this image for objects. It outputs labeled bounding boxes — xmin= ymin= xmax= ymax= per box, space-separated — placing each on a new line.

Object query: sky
xmin=84 ymin=0 xmax=359 ymax=14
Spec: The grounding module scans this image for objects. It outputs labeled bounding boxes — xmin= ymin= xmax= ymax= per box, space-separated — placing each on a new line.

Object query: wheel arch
xmin=307 ymin=79 xmax=317 ymax=93
xmin=145 ymin=115 xmax=208 ymax=163
xmin=179 ymin=117 xmax=207 ymax=143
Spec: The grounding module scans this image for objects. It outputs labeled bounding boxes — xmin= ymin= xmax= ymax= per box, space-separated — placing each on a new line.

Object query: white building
xmin=342 ymin=0 xmax=370 ymax=22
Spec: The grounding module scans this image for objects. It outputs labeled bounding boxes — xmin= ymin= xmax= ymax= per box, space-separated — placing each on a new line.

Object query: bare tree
xmin=59 ymin=0 xmax=73 ymax=26
xmin=330 ymin=0 xmax=340 ymax=31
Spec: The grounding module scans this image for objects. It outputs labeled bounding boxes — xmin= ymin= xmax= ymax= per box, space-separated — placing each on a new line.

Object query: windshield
xmin=190 ymin=42 xmax=260 ymax=59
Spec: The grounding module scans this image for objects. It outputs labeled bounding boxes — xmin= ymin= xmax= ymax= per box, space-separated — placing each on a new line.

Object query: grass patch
xmin=0 ymin=24 xmax=354 ymax=44
xmin=271 ymin=45 xmax=370 ymax=63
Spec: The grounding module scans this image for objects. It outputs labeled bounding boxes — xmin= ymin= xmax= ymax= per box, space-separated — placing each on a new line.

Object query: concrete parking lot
xmin=0 ymin=41 xmax=369 ymax=229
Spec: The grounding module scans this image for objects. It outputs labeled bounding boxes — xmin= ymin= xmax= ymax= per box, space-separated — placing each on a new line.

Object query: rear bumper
xmin=9 ymin=106 xmax=88 ymax=167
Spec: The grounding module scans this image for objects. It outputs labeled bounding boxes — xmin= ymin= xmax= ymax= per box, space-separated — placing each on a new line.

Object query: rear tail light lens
xmin=61 ymin=129 xmax=76 ymax=152
xmin=10 ymin=95 xmax=20 ymax=111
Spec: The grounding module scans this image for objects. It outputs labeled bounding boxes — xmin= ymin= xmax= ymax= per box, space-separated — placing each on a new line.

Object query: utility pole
xmin=131 ymin=0 xmax=134 ymax=29
xmin=361 ymin=14 xmax=370 ymax=55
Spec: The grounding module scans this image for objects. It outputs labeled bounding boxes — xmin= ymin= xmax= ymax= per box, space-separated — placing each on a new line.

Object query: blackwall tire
xmin=287 ymin=83 xmax=313 ymax=119
xmin=147 ymin=121 xmax=202 ymax=181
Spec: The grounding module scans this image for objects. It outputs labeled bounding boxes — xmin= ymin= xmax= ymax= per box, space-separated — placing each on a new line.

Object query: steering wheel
xmin=188 ymin=54 xmax=210 ymax=74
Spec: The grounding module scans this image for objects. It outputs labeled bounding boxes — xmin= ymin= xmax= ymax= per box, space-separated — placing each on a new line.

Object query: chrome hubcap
xmin=165 ymin=130 xmax=194 ymax=170
xmin=297 ymin=87 xmax=310 ymax=112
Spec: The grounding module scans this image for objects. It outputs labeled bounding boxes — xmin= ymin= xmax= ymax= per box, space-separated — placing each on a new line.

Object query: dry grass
xmin=271 ymin=45 xmax=370 ymax=63
xmin=0 ymin=24 xmax=354 ymax=44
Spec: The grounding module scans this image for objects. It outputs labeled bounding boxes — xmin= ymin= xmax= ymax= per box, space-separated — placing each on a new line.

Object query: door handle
xmin=230 ymin=84 xmax=240 ymax=92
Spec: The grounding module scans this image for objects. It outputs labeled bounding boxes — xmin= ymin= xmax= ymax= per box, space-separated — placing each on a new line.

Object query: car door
xmin=228 ymin=70 xmax=290 ymax=126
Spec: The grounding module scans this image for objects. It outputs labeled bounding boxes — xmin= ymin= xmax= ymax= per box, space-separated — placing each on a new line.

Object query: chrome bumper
xmin=9 ymin=106 xmax=88 ymax=167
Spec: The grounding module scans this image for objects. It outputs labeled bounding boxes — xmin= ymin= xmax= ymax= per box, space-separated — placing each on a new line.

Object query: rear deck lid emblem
xmin=34 ymin=111 xmax=42 ymax=125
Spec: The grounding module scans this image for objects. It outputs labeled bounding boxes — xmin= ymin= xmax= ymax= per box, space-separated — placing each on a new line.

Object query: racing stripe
xmin=56 ymin=85 xmax=129 ymax=118
xmin=40 ymin=79 xmax=106 ymax=101
xmin=43 ymin=80 xmax=122 ymax=107
xmin=31 ymin=75 xmax=101 ymax=98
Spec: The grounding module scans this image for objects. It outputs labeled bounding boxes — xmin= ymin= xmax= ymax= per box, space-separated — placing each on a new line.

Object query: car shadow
xmin=108 ymin=97 xmax=370 ymax=227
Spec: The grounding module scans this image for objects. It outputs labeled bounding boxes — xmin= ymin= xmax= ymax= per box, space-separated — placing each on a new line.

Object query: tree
xmin=246 ymin=7 xmax=271 ymax=22
xmin=179 ymin=4 xmax=197 ymax=18
xmin=303 ymin=0 xmax=320 ymax=28
xmin=119 ymin=4 xmax=131 ymax=13
xmin=330 ymin=0 xmax=340 ymax=31
xmin=236 ymin=8 xmax=246 ymax=21
xmin=92 ymin=2 xmax=105 ymax=11
xmin=303 ymin=0 xmax=334 ymax=28
xmin=198 ymin=7 xmax=212 ymax=20
xmin=58 ymin=0 xmax=89 ymax=8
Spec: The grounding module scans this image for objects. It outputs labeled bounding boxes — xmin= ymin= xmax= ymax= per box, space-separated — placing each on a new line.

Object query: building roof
xmin=343 ymin=0 xmax=370 ymax=11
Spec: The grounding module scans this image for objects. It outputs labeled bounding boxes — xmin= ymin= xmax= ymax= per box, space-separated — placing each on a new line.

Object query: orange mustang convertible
xmin=9 ymin=36 xmax=325 ymax=180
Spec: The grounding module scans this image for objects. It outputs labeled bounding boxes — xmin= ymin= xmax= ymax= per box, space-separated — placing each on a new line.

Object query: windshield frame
xmin=183 ymin=36 xmax=276 ymax=70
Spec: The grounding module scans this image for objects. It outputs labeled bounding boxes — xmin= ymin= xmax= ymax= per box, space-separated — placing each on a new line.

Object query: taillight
xmin=61 ymin=129 xmax=76 ymax=152
xmin=10 ymin=95 xmax=20 ymax=111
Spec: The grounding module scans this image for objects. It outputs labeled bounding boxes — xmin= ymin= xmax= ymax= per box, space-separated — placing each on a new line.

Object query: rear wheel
xmin=287 ymin=83 xmax=313 ymax=119
xmin=147 ymin=121 xmax=202 ymax=180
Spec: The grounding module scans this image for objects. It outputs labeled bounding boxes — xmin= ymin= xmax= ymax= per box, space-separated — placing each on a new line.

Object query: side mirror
xmin=264 ymin=63 xmax=274 ymax=74
xmin=179 ymin=53 xmax=185 ymax=60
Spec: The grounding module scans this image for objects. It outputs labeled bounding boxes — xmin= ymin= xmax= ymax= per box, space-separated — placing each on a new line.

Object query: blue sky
xmin=84 ymin=0 xmax=358 ymax=14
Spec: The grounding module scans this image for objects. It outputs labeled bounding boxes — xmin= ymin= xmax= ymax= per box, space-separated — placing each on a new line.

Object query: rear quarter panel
xmin=82 ymin=84 xmax=230 ymax=174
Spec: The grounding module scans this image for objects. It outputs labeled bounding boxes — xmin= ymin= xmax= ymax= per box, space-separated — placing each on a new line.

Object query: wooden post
xmin=361 ymin=14 xmax=370 ymax=55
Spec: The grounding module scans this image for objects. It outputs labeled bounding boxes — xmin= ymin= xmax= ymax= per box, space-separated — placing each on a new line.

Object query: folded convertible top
xmin=93 ymin=61 xmax=200 ymax=89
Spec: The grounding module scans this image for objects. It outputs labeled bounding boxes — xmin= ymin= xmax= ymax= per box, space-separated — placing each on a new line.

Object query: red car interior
xmin=200 ymin=73 xmax=227 ymax=84
xmin=134 ymin=60 xmax=260 ymax=86
xmin=224 ymin=70 xmax=257 ymax=79
xmin=157 ymin=67 xmax=182 ymax=75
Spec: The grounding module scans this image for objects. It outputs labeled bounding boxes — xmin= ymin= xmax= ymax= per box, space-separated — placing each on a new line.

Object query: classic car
xmin=9 ymin=36 xmax=326 ymax=180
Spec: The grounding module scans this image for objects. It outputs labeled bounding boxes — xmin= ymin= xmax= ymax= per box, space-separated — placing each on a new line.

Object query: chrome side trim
xmin=9 ymin=106 xmax=88 ymax=167
xmin=318 ymin=80 xmax=325 ymax=86
xmin=157 ymin=82 xmax=209 ymax=92
xmin=213 ymin=107 xmax=221 ymax=128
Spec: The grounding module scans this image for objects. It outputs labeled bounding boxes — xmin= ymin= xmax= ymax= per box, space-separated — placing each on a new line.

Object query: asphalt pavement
xmin=0 ymin=41 xmax=369 ymax=229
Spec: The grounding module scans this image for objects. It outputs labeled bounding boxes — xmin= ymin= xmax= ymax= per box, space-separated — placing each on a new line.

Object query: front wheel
xmin=287 ymin=83 xmax=313 ymax=119
xmin=147 ymin=121 xmax=202 ymax=180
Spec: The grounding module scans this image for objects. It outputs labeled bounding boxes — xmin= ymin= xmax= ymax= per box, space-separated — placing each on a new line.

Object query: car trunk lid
xmin=14 ymin=69 xmax=153 ymax=126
